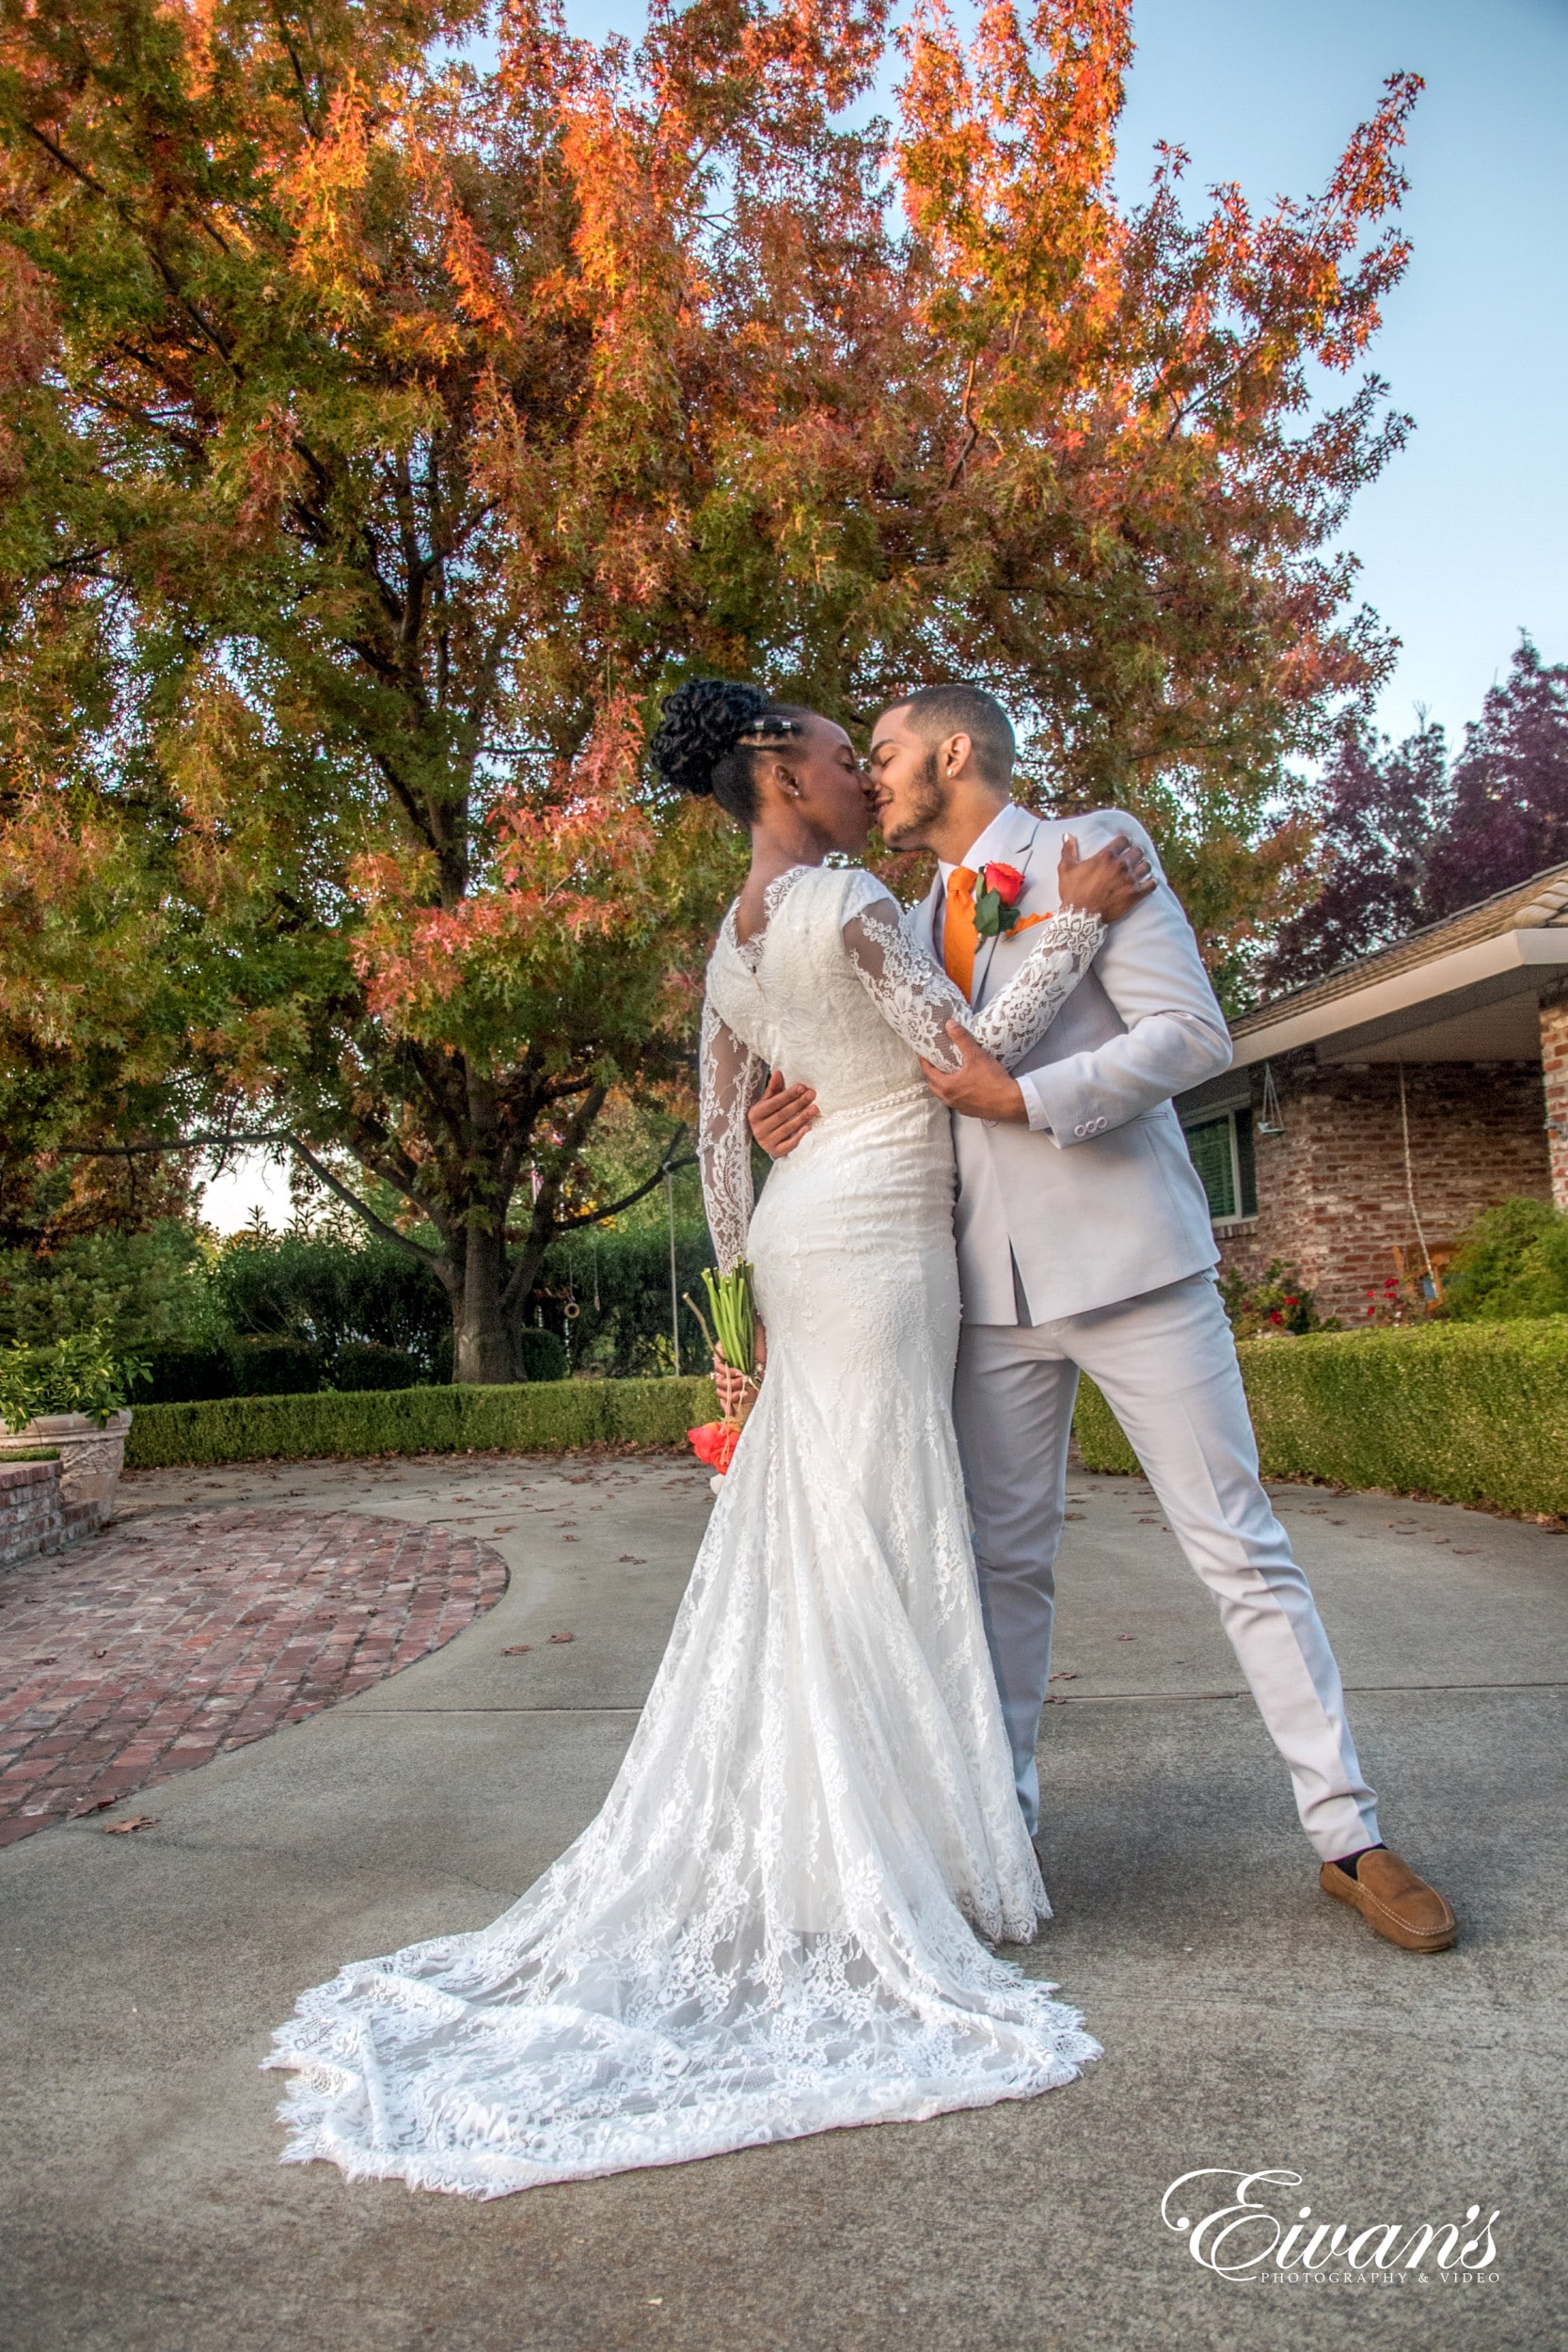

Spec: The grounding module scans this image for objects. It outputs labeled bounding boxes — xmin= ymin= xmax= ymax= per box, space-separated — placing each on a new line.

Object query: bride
xmin=266 ymin=680 xmax=1152 ymax=2198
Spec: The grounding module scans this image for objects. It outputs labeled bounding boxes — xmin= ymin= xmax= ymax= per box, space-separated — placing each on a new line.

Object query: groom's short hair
xmin=893 ymin=684 xmax=1015 ymax=787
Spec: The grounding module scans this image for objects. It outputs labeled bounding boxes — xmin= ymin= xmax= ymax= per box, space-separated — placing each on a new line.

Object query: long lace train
xmin=264 ymin=1320 xmax=1097 ymax=2194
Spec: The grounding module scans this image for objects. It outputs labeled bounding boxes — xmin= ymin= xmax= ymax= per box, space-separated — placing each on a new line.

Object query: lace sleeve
xmin=842 ymin=895 xmax=1106 ymax=1073
xmin=698 ymin=998 xmax=767 ymax=1274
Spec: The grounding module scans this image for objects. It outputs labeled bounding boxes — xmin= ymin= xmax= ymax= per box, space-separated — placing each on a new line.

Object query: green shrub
xmin=215 ymin=1230 xmax=451 ymax=1373
xmin=211 ymin=1227 xmax=700 ymax=1383
xmin=333 ymin=1342 xmax=425 ymax=1391
xmin=1440 ymin=1197 xmax=1568 ymax=1321
xmin=137 ymin=1343 xmax=238 ymax=1403
xmin=226 ymin=1335 xmax=325 ymax=1394
xmin=1070 ymin=1377 xmax=1140 ymax=1476
xmin=0 ymin=1327 xmax=147 ymax=1428
xmin=0 ymin=1217 xmax=725 ymax=1391
xmin=517 ymin=1327 xmax=568 ymax=1383
xmin=540 ymin=1226 xmax=714 ymax=1377
xmin=124 ymin=1374 xmax=720 ymax=1469
xmin=0 ymin=1222 xmax=219 ymax=1355
xmin=1073 ymin=1317 xmax=1568 ymax=1518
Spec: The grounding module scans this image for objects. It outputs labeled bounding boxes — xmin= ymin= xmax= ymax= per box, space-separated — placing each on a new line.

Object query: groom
xmin=750 ymin=683 xmax=1456 ymax=1955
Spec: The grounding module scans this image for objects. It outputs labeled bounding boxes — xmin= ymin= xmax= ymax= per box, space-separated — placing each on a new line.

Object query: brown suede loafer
xmin=1320 ymin=1848 xmax=1457 ymax=1952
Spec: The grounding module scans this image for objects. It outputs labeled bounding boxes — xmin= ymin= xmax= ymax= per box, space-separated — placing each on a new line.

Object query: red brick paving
xmin=0 ymin=1509 xmax=507 ymax=1846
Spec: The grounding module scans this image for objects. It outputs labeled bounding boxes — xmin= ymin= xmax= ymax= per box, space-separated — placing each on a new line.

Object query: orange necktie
xmin=942 ymin=866 xmax=981 ymax=1002
xmin=943 ymin=865 xmax=1053 ymax=1004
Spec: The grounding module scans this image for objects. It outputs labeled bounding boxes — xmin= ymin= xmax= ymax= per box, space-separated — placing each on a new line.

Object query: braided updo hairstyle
xmin=649 ymin=678 xmax=805 ymax=824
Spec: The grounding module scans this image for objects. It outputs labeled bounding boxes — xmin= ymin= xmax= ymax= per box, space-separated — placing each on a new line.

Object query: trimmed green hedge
xmin=1072 ymin=1316 xmax=1568 ymax=1518
xmin=121 ymin=1318 xmax=1568 ymax=1512
xmin=124 ymin=1375 xmax=719 ymax=1470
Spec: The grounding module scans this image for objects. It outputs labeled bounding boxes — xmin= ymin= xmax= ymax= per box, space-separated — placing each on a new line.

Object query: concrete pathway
xmin=3 ymin=1453 xmax=1563 ymax=2350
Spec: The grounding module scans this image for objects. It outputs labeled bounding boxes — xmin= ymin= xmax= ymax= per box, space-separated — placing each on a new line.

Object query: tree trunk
xmin=453 ymin=1216 xmax=517 ymax=1383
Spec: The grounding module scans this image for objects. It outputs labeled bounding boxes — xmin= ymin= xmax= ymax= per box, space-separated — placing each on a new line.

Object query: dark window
xmin=1182 ymin=1107 xmax=1257 ymax=1224
xmin=1184 ymin=1114 xmax=1237 ymax=1221
xmin=1234 ymin=1105 xmax=1258 ymax=1217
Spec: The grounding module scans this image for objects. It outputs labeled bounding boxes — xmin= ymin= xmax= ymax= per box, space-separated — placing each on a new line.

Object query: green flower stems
xmin=701 ymin=1263 xmax=758 ymax=1383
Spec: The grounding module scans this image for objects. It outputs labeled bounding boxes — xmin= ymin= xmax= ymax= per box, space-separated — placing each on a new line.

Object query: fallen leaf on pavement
xmin=501 ymin=1645 xmax=532 ymax=1655
xmin=1048 ymin=1671 xmax=1079 ymax=1682
xmin=1116 ymin=1634 xmax=1134 ymax=1642
xmin=72 ymin=1795 xmax=118 ymax=1818
xmin=549 ymin=1631 xmax=575 ymax=1644
xmin=103 ymin=1815 xmax=158 ymax=1835
xmin=619 ymin=1554 xmax=646 ymax=1564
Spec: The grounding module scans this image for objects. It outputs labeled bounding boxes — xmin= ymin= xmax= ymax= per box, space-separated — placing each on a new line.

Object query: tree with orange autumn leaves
xmin=0 ymin=0 xmax=1418 ymax=1377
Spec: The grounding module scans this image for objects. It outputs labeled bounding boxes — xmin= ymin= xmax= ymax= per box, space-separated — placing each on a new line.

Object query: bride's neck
xmin=734 ymin=817 xmax=832 ymax=943
xmin=744 ymin=816 xmax=832 ymax=892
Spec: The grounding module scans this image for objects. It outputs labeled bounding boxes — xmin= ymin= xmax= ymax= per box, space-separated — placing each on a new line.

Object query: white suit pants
xmin=952 ymin=1272 xmax=1380 ymax=1861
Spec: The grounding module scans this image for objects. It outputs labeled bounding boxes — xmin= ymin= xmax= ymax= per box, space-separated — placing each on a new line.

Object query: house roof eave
xmin=1233 ymin=860 xmax=1568 ymax=1041
xmin=1227 ymin=925 xmax=1568 ymax=1070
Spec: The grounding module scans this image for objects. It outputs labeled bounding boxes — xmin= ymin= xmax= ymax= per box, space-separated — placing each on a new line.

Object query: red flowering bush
xmin=1219 ymin=1261 xmax=1337 ymax=1339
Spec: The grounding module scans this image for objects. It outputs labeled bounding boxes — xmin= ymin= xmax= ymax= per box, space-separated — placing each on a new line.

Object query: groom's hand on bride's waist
xmin=919 ymin=1025 xmax=1030 ymax=1124
xmin=748 ymin=1069 xmax=819 ymax=1160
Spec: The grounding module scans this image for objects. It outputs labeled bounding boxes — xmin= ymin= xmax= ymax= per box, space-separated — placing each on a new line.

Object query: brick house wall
xmin=1211 ymin=1059 xmax=1553 ymax=1325
xmin=1540 ymin=979 xmax=1568 ymax=1212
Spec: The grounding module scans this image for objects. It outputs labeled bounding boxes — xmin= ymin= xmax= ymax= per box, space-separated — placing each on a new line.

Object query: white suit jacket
xmin=917 ymin=802 xmax=1232 ymax=1324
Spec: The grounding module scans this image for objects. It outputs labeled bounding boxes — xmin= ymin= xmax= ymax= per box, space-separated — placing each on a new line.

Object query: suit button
xmin=1073 ymin=1123 xmax=1086 ymax=1136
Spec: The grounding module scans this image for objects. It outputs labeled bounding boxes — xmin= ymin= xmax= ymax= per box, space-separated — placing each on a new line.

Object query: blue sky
xmin=1115 ymin=0 xmax=1568 ymax=750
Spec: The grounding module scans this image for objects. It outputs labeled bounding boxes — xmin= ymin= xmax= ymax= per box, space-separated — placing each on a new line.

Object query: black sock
xmin=1333 ymin=1843 xmax=1386 ymax=1880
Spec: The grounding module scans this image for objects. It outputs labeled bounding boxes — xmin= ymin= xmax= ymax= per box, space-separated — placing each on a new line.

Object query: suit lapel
xmin=917 ymin=870 xmax=944 ymax=964
xmin=971 ymin=806 xmax=1045 ymax=1005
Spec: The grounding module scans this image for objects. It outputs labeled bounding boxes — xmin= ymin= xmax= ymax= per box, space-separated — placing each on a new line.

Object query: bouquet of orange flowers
xmin=688 ymin=1420 xmax=742 ymax=1478
xmin=686 ymin=1262 xmax=758 ymax=1488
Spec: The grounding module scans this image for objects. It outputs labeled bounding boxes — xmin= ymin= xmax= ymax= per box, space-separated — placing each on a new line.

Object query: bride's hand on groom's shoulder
xmin=749 ymin=1069 xmax=817 ymax=1160
xmin=1057 ymin=832 xmax=1155 ymax=924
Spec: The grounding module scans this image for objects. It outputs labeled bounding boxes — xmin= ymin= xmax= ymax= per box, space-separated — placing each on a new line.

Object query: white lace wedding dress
xmin=266 ymin=864 xmax=1105 ymax=2197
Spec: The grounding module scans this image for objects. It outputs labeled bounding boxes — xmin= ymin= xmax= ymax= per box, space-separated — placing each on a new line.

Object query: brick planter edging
xmin=0 ymin=1457 xmax=102 ymax=1570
